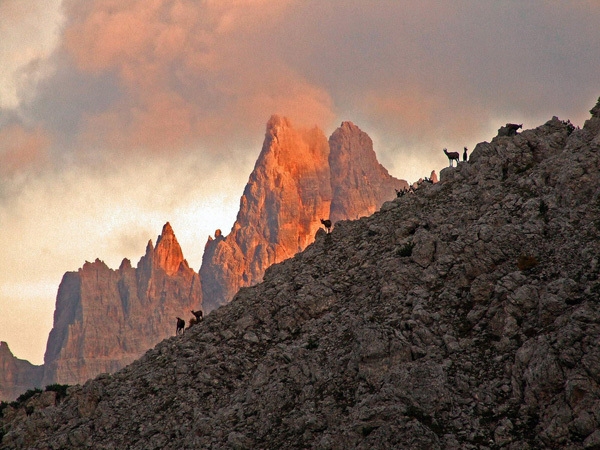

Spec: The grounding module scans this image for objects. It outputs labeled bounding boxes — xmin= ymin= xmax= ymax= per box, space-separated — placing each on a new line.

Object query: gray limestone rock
xmin=2 ymin=101 xmax=600 ymax=449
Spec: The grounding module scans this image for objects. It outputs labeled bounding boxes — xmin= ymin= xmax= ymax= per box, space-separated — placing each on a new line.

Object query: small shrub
xmin=10 ymin=388 xmax=42 ymax=408
xmin=398 ymin=242 xmax=415 ymax=257
xmin=45 ymin=384 xmax=70 ymax=402
xmin=0 ymin=401 xmax=8 ymax=418
xmin=518 ymin=254 xmax=539 ymax=271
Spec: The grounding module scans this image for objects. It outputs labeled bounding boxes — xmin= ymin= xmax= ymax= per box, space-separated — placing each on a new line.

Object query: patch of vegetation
xmin=9 ymin=388 xmax=42 ymax=408
xmin=45 ymin=384 xmax=70 ymax=402
xmin=0 ymin=401 xmax=8 ymax=418
xmin=517 ymin=254 xmax=539 ymax=271
xmin=397 ymin=242 xmax=415 ymax=257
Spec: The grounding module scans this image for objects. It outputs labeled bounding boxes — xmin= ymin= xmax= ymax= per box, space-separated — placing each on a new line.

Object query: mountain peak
xmin=339 ymin=120 xmax=358 ymax=131
xmin=154 ymin=222 xmax=184 ymax=275
xmin=0 ymin=340 xmax=11 ymax=356
xmin=200 ymin=116 xmax=407 ymax=312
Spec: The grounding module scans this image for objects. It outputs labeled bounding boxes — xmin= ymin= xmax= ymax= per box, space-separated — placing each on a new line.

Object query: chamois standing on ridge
xmin=320 ymin=218 xmax=332 ymax=233
xmin=443 ymin=148 xmax=460 ymax=167
xmin=506 ymin=123 xmax=523 ymax=136
xmin=463 ymin=147 xmax=468 ymax=161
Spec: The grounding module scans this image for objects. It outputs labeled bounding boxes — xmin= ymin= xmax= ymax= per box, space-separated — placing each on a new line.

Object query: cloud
xmin=39 ymin=0 xmax=331 ymax=154
xmin=0 ymin=123 xmax=50 ymax=175
xmin=0 ymin=0 xmax=63 ymax=109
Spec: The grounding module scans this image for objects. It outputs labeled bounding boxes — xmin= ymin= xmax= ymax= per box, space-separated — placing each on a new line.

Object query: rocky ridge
xmin=200 ymin=116 xmax=407 ymax=312
xmin=2 ymin=100 xmax=600 ymax=449
xmin=41 ymin=222 xmax=201 ymax=386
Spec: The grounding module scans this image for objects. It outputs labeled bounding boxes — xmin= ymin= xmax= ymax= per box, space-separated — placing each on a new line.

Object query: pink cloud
xmin=58 ymin=0 xmax=329 ymax=153
xmin=0 ymin=124 xmax=50 ymax=175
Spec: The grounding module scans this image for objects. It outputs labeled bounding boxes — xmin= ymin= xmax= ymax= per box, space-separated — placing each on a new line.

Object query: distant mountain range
xmin=1 ymin=116 xmax=407 ymax=400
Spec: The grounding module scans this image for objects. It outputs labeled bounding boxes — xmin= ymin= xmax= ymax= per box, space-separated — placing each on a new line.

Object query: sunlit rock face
xmin=201 ymin=116 xmax=333 ymax=312
xmin=41 ymin=223 xmax=201 ymax=386
xmin=0 ymin=342 xmax=43 ymax=401
xmin=200 ymin=117 xmax=407 ymax=312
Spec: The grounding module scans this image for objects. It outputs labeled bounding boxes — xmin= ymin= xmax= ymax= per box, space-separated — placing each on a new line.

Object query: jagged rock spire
xmin=154 ymin=222 xmax=185 ymax=276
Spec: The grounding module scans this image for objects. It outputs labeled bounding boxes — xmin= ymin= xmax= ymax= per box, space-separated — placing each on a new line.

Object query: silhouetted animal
xmin=320 ymin=218 xmax=332 ymax=233
xmin=443 ymin=148 xmax=460 ymax=167
xmin=395 ymin=186 xmax=414 ymax=198
xmin=463 ymin=147 xmax=468 ymax=161
xmin=507 ymin=123 xmax=522 ymax=135
xmin=176 ymin=317 xmax=185 ymax=335
xmin=191 ymin=310 xmax=203 ymax=321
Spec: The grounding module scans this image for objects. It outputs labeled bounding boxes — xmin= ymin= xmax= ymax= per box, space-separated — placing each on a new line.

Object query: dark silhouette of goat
xmin=507 ymin=123 xmax=522 ymax=135
xmin=395 ymin=186 xmax=415 ymax=198
xmin=443 ymin=148 xmax=460 ymax=167
xmin=191 ymin=310 xmax=203 ymax=321
xmin=320 ymin=218 xmax=332 ymax=233
xmin=463 ymin=147 xmax=468 ymax=161
xmin=176 ymin=317 xmax=185 ymax=335
xmin=498 ymin=123 xmax=523 ymax=137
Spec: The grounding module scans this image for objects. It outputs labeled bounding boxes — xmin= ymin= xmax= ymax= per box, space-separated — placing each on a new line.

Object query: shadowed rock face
xmin=2 ymin=99 xmax=600 ymax=449
xmin=200 ymin=117 xmax=407 ymax=312
xmin=41 ymin=223 xmax=201 ymax=386
xmin=329 ymin=121 xmax=408 ymax=222
xmin=0 ymin=342 xmax=43 ymax=402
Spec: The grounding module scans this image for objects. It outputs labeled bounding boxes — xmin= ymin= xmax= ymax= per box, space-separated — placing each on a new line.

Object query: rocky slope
xmin=2 ymin=101 xmax=600 ymax=449
xmin=0 ymin=342 xmax=43 ymax=402
xmin=41 ymin=222 xmax=201 ymax=386
xmin=200 ymin=116 xmax=407 ymax=312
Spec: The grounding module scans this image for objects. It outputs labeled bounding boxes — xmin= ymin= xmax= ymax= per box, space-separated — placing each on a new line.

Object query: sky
xmin=1 ymin=0 xmax=599 ymax=365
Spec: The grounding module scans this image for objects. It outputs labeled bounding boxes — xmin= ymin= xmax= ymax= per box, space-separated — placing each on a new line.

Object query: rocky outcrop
xmin=0 ymin=342 xmax=43 ymax=402
xmin=329 ymin=121 xmax=407 ymax=222
xmin=200 ymin=116 xmax=407 ymax=311
xmin=41 ymin=223 xmax=201 ymax=386
xmin=3 ymin=99 xmax=600 ymax=449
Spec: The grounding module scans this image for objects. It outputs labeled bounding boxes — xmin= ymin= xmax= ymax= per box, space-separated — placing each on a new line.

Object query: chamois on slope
xmin=176 ymin=317 xmax=185 ymax=335
xmin=320 ymin=218 xmax=332 ymax=233
xmin=191 ymin=310 xmax=203 ymax=321
xmin=443 ymin=148 xmax=460 ymax=167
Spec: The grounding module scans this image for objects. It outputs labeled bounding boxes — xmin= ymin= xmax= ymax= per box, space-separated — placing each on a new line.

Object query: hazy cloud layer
xmin=1 ymin=0 xmax=599 ymax=363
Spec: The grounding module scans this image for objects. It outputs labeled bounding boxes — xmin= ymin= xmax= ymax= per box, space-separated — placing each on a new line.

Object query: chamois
xmin=191 ymin=310 xmax=203 ymax=321
xmin=443 ymin=148 xmax=460 ymax=167
xmin=176 ymin=317 xmax=185 ymax=335
xmin=463 ymin=147 xmax=468 ymax=161
xmin=320 ymin=218 xmax=332 ymax=233
xmin=506 ymin=123 xmax=523 ymax=136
